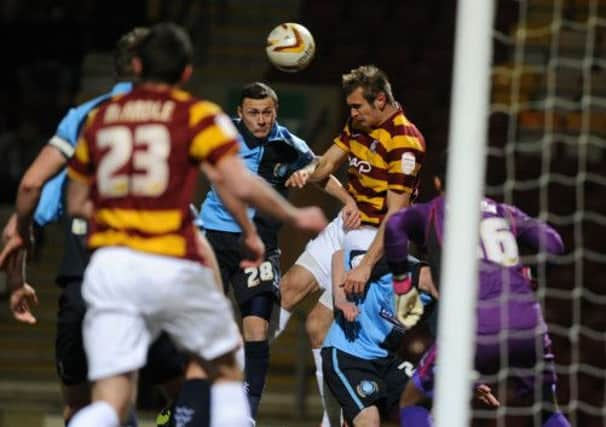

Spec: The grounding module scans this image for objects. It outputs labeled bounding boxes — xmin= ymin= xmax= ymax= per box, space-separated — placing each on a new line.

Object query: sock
xmin=312 ymin=348 xmax=330 ymax=427
xmin=210 ymin=381 xmax=251 ymax=427
xmin=269 ymin=307 xmax=292 ymax=342
xmin=400 ymin=406 xmax=432 ymax=427
xmin=68 ymin=401 xmax=119 ymax=427
xmin=322 ymin=378 xmax=342 ymax=427
xmin=244 ymin=340 xmax=269 ymax=419
xmin=235 ymin=345 xmax=246 ymax=371
xmin=170 ymin=379 xmax=211 ymax=427
xmin=543 ymin=412 xmax=571 ymax=427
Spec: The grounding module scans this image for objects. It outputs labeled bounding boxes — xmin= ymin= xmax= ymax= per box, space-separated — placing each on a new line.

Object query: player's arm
xmin=384 ymin=204 xmax=429 ymax=277
xmin=200 ymin=162 xmax=264 ymax=267
xmin=331 ymin=250 xmax=358 ymax=322
xmin=4 ymin=247 xmax=38 ymax=324
xmin=203 ymin=154 xmax=327 ymax=234
xmin=66 ymin=179 xmax=91 ymax=220
xmin=15 ymin=145 xmax=66 ymax=234
xmin=314 ymin=175 xmax=360 ymax=230
xmin=0 ymin=145 xmax=66 ymax=269
xmin=343 ymin=190 xmax=412 ymax=295
xmin=285 ymin=145 xmax=348 ymax=188
xmin=507 ymin=205 xmax=565 ymax=255
xmin=65 ymin=131 xmax=94 ymax=220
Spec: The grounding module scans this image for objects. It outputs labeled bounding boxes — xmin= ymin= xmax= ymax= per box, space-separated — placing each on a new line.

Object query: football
xmin=266 ymin=23 xmax=316 ymax=72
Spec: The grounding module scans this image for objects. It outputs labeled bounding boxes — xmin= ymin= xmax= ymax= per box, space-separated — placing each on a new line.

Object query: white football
xmin=266 ymin=23 xmax=316 ymax=72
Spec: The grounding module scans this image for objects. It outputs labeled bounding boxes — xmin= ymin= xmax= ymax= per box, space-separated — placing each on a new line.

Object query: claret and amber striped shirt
xmin=334 ymin=107 xmax=425 ymax=226
xmin=67 ymin=87 xmax=239 ymax=261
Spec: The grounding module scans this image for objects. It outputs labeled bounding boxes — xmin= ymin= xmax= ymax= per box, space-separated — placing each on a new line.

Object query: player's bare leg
xmin=270 ymin=265 xmax=320 ymax=341
xmin=352 ymin=406 xmax=380 ymax=427
xmin=69 ymin=372 xmax=137 ymax=427
xmin=201 ymin=352 xmax=251 ymax=427
xmin=307 ymin=301 xmax=340 ymax=427
xmin=280 ymin=265 xmax=321 ymax=312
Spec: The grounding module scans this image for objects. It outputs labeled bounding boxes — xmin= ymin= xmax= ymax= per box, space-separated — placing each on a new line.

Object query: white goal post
xmin=434 ymin=1 xmax=495 ymax=427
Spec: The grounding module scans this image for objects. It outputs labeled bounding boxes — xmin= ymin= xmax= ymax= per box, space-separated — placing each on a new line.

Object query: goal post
xmin=434 ymin=1 xmax=495 ymax=427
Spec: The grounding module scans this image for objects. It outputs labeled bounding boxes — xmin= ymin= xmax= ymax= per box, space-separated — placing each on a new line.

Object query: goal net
xmin=485 ymin=0 xmax=606 ymax=425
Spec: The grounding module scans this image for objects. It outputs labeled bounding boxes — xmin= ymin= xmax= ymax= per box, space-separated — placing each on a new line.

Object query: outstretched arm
xmin=15 ymin=145 xmax=66 ymax=238
xmin=285 ymin=145 xmax=348 ymax=188
xmin=203 ymin=154 xmax=327 ymax=234
xmin=331 ymin=250 xmax=358 ymax=322
xmin=0 ymin=146 xmax=66 ymax=269
xmin=343 ymin=190 xmax=412 ymax=295
xmin=200 ymin=162 xmax=265 ymax=267
xmin=314 ymin=175 xmax=360 ymax=230
xmin=384 ymin=204 xmax=429 ymax=277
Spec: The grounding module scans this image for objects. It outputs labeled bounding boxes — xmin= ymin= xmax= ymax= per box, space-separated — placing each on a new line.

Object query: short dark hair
xmin=137 ymin=22 xmax=193 ymax=84
xmin=114 ymin=27 xmax=150 ymax=79
xmin=239 ymin=82 xmax=278 ymax=106
xmin=341 ymin=65 xmax=395 ymax=105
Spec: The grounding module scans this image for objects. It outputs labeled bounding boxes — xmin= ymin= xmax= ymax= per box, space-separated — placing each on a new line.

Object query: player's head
xmin=114 ymin=27 xmax=150 ymax=81
xmin=135 ymin=22 xmax=193 ymax=85
xmin=237 ymin=82 xmax=278 ymax=139
xmin=342 ymin=65 xmax=395 ymax=130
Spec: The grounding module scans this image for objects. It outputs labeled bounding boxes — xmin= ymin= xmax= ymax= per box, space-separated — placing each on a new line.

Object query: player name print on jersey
xmin=104 ymin=100 xmax=176 ymax=123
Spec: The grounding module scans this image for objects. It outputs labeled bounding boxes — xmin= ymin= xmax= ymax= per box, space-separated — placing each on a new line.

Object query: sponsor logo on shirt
xmin=349 ymin=156 xmax=371 ymax=174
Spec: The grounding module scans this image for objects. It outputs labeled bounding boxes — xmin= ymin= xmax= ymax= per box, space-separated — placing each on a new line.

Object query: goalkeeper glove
xmin=393 ymin=273 xmax=424 ymax=329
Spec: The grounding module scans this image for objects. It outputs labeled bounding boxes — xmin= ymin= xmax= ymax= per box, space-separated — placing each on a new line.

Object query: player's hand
xmin=4 ymin=247 xmax=37 ymax=324
xmin=475 ymin=384 xmax=500 ymax=407
xmin=285 ymin=169 xmax=311 ymax=188
xmin=10 ymin=283 xmax=38 ymax=324
xmin=393 ymin=273 xmax=424 ymax=329
xmin=292 ymin=207 xmax=327 ymax=234
xmin=239 ymin=232 xmax=265 ymax=268
xmin=341 ymin=202 xmax=361 ymax=230
xmin=335 ymin=300 xmax=359 ymax=322
xmin=343 ymin=263 xmax=371 ymax=295
xmin=0 ymin=218 xmax=34 ymax=270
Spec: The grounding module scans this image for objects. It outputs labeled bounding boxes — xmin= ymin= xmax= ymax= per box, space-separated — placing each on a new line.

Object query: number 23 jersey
xmin=68 ymin=87 xmax=239 ymax=261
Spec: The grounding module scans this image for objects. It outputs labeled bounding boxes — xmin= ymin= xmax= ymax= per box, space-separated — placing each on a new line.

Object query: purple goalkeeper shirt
xmin=384 ymin=195 xmax=564 ymax=335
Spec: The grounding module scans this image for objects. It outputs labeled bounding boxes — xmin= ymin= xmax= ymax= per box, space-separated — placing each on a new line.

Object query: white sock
xmin=235 ymin=345 xmax=246 ymax=371
xmin=210 ymin=381 xmax=251 ymax=427
xmin=269 ymin=307 xmax=292 ymax=342
xmin=323 ymin=377 xmax=342 ymax=427
xmin=312 ymin=348 xmax=330 ymax=427
xmin=68 ymin=401 xmax=119 ymax=427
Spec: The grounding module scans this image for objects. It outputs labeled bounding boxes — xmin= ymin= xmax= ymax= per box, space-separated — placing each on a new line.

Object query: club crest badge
xmin=370 ymin=140 xmax=378 ymax=152
xmin=356 ymin=380 xmax=378 ymax=398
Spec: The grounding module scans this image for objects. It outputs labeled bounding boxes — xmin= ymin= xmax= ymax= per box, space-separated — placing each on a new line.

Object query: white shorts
xmin=295 ymin=213 xmax=346 ymax=309
xmin=81 ymin=247 xmax=241 ymax=381
xmin=342 ymin=226 xmax=378 ymax=259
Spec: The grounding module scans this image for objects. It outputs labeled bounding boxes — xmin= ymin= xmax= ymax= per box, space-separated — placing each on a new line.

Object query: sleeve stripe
xmin=190 ymin=125 xmax=237 ymax=160
xmin=189 ymin=101 xmax=221 ymax=127
xmin=49 ymin=136 xmax=75 ymax=158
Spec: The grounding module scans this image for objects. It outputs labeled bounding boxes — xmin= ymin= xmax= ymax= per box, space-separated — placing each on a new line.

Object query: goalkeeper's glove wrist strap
xmin=393 ymin=274 xmax=413 ymax=294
